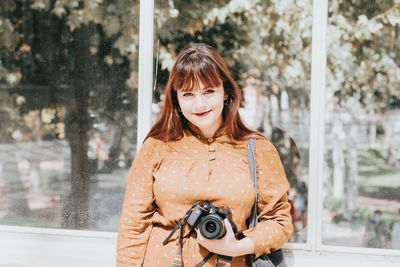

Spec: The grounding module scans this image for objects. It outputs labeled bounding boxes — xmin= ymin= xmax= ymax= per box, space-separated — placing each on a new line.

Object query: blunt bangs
xmin=172 ymin=55 xmax=223 ymax=92
xmin=146 ymin=43 xmax=259 ymax=142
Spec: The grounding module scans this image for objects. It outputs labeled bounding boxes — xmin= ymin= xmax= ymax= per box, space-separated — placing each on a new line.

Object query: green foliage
xmin=357 ymin=148 xmax=400 ymax=201
xmin=360 ymin=207 xmax=398 ymax=228
xmin=0 ymin=92 xmax=30 ymax=143
xmin=327 ymin=0 xmax=400 ymax=110
xmin=154 ymin=0 xmax=314 ymax=102
xmin=0 ymin=0 xmax=399 ymax=140
xmin=0 ymin=17 xmax=19 ymax=50
xmin=358 ymin=148 xmax=400 ymax=177
xmin=0 ymin=0 xmax=140 ymax=143
xmin=324 ymin=195 xmax=346 ymax=212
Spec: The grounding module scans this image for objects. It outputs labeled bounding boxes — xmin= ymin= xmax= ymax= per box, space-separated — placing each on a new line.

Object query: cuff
xmin=242 ymin=227 xmax=272 ymax=258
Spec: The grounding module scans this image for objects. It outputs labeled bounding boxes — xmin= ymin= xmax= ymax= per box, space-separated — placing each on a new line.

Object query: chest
xmin=153 ymin=155 xmax=255 ymax=212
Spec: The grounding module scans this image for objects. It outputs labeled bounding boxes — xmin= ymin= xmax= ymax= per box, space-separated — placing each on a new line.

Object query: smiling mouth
xmin=193 ymin=110 xmax=212 ymax=117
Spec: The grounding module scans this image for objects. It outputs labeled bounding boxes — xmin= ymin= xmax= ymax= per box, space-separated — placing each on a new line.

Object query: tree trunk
xmin=346 ymin=123 xmax=358 ymax=213
xmin=368 ymin=110 xmax=377 ymax=149
xmin=63 ymin=94 xmax=89 ymax=229
xmin=384 ymin=112 xmax=397 ymax=166
xmin=332 ymin=116 xmax=345 ymax=199
xmin=62 ymin=24 xmax=94 ymax=229
xmin=104 ymin=121 xmax=123 ymax=172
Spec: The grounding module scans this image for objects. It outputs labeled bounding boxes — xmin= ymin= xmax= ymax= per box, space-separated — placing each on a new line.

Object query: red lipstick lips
xmin=193 ymin=110 xmax=211 ymax=117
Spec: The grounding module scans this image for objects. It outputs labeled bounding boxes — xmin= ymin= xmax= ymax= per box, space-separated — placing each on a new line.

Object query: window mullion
xmin=137 ymin=0 xmax=155 ymax=149
xmin=307 ymin=0 xmax=328 ymax=251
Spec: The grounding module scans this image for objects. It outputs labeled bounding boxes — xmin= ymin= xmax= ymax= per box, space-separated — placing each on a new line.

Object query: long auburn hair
xmin=146 ymin=43 xmax=259 ymax=142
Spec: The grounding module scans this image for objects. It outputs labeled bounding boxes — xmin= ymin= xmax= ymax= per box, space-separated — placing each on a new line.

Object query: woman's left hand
xmin=195 ymin=218 xmax=252 ymax=257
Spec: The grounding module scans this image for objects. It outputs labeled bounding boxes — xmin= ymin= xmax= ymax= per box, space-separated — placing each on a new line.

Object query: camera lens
xmin=205 ymin=221 xmax=217 ymax=233
xmin=199 ymin=215 xmax=225 ymax=239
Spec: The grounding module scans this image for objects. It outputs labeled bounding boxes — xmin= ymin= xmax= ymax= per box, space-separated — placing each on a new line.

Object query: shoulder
xmin=248 ymin=134 xmax=277 ymax=153
xmin=138 ymin=137 xmax=167 ymax=158
xmin=142 ymin=136 xmax=166 ymax=147
xmin=141 ymin=136 xmax=190 ymax=156
xmin=243 ymin=134 xmax=278 ymax=155
xmin=247 ymin=135 xmax=281 ymax=163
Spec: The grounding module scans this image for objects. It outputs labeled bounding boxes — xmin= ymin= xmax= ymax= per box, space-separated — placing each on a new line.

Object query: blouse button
xmin=208 ymin=146 xmax=215 ymax=152
xmin=209 ymin=154 xmax=216 ymax=161
xmin=207 ymin=137 xmax=213 ymax=143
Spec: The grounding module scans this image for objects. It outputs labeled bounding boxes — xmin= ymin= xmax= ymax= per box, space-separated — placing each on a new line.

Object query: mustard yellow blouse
xmin=116 ymin=125 xmax=293 ymax=267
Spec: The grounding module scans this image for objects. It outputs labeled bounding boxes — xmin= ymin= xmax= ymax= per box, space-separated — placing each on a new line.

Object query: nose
xmin=193 ymin=94 xmax=207 ymax=111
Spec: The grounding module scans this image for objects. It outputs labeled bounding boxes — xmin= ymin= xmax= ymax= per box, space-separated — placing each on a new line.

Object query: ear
xmin=224 ymin=94 xmax=228 ymax=100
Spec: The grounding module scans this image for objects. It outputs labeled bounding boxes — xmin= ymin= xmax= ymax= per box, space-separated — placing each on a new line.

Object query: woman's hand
xmin=195 ymin=219 xmax=255 ymax=257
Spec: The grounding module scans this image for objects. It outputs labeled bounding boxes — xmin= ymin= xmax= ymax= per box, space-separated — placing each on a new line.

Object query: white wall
xmin=1 ymin=227 xmax=399 ymax=267
xmin=0 ymin=227 xmax=116 ymax=267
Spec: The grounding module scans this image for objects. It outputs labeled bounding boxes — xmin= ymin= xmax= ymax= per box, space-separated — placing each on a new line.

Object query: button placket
xmin=207 ymin=139 xmax=216 ymax=161
xmin=209 ymin=154 xmax=216 ymax=161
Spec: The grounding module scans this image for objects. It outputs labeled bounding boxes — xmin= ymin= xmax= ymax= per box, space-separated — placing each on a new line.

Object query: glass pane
xmin=323 ymin=0 xmax=400 ymax=249
xmin=0 ymin=0 xmax=139 ymax=231
xmin=153 ymin=0 xmax=313 ymax=243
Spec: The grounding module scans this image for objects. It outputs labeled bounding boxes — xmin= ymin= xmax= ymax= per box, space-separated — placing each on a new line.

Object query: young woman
xmin=116 ymin=43 xmax=293 ymax=267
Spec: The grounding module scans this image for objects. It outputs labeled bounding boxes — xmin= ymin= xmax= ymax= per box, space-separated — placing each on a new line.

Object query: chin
xmin=192 ymin=122 xmax=212 ymax=130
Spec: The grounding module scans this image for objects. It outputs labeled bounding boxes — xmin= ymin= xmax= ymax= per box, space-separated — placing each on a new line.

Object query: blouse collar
xmin=186 ymin=122 xmax=227 ymax=141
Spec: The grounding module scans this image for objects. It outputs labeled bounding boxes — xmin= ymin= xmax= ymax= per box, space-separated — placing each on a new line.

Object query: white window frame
xmin=0 ymin=1 xmax=399 ymax=266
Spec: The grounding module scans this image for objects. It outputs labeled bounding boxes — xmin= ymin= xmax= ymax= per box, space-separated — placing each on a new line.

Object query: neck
xmin=201 ymin=128 xmax=217 ymax=139
xmin=200 ymin=119 xmax=223 ymax=139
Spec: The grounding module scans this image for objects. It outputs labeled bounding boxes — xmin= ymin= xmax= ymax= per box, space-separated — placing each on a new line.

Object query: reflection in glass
xmin=153 ymin=0 xmax=313 ymax=242
xmin=323 ymin=0 xmax=400 ymax=249
xmin=0 ymin=1 xmax=140 ymax=231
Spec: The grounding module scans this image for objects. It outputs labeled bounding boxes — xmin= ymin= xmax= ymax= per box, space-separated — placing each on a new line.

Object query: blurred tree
xmin=0 ymin=0 xmax=139 ymax=229
xmin=153 ymin=0 xmax=400 ymax=213
xmin=326 ymin=0 xmax=400 ymax=215
xmin=1 ymin=0 xmax=399 ymax=228
xmin=0 ymin=92 xmax=32 ymax=219
xmin=152 ymin=0 xmax=312 ymax=187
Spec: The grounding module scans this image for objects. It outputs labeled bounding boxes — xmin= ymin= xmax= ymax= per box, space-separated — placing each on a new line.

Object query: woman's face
xmin=177 ymin=82 xmax=227 ymax=138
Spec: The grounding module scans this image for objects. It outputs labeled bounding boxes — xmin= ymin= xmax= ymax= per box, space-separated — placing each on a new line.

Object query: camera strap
xmin=163 ymin=201 xmax=204 ymax=246
xmin=195 ymin=252 xmax=214 ymax=267
xmin=194 ymin=253 xmax=232 ymax=267
xmin=164 ymin=201 xmax=208 ymax=267
xmin=162 ymin=215 xmax=186 ymax=247
xmin=164 ymin=200 xmax=233 ymax=267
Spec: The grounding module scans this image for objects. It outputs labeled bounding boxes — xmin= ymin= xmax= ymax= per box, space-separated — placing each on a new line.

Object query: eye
xmin=204 ymin=89 xmax=214 ymax=94
xmin=182 ymin=92 xmax=193 ymax=97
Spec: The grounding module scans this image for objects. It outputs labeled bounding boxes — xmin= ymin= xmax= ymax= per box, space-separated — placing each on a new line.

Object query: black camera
xmin=186 ymin=202 xmax=237 ymax=239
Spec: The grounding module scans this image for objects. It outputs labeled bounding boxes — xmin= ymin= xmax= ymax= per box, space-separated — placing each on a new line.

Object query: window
xmin=0 ymin=0 xmax=140 ymax=232
xmin=322 ymin=0 xmax=400 ymax=250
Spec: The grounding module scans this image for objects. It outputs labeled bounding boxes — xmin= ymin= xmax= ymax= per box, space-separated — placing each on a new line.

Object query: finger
xmin=195 ymin=228 xmax=204 ymax=241
xmin=224 ymin=219 xmax=234 ymax=237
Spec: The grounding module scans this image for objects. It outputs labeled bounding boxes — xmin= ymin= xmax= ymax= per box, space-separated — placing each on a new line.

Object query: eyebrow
xmin=179 ymin=86 xmax=213 ymax=93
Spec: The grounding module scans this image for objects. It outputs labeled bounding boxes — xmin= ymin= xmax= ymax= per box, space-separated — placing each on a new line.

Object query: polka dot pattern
xmin=116 ymin=126 xmax=293 ymax=266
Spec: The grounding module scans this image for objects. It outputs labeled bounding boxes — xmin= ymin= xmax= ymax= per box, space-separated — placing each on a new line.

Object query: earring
xmin=224 ymin=97 xmax=230 ymax=105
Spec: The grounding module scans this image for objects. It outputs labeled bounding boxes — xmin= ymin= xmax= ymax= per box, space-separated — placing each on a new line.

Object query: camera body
xmin=186 ymin=202 xmax=237 ymax=239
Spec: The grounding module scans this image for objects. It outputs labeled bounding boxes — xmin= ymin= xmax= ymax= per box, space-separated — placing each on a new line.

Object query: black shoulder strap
xmin=246 ymin=137 xmax=287 ymax=267
xmin=246 ymin=137 xmax=258 ymax=229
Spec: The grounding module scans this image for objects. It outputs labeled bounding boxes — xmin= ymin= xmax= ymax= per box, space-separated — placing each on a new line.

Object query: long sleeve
xmin=116 ymin=137 xmax=162 ymax=267
xmin=243 ymin=138 xmax=294 ymax=258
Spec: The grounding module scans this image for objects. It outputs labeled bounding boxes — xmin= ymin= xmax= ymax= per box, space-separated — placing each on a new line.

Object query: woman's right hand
xmin=195 ymin=219 xmax=255 ymax=257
